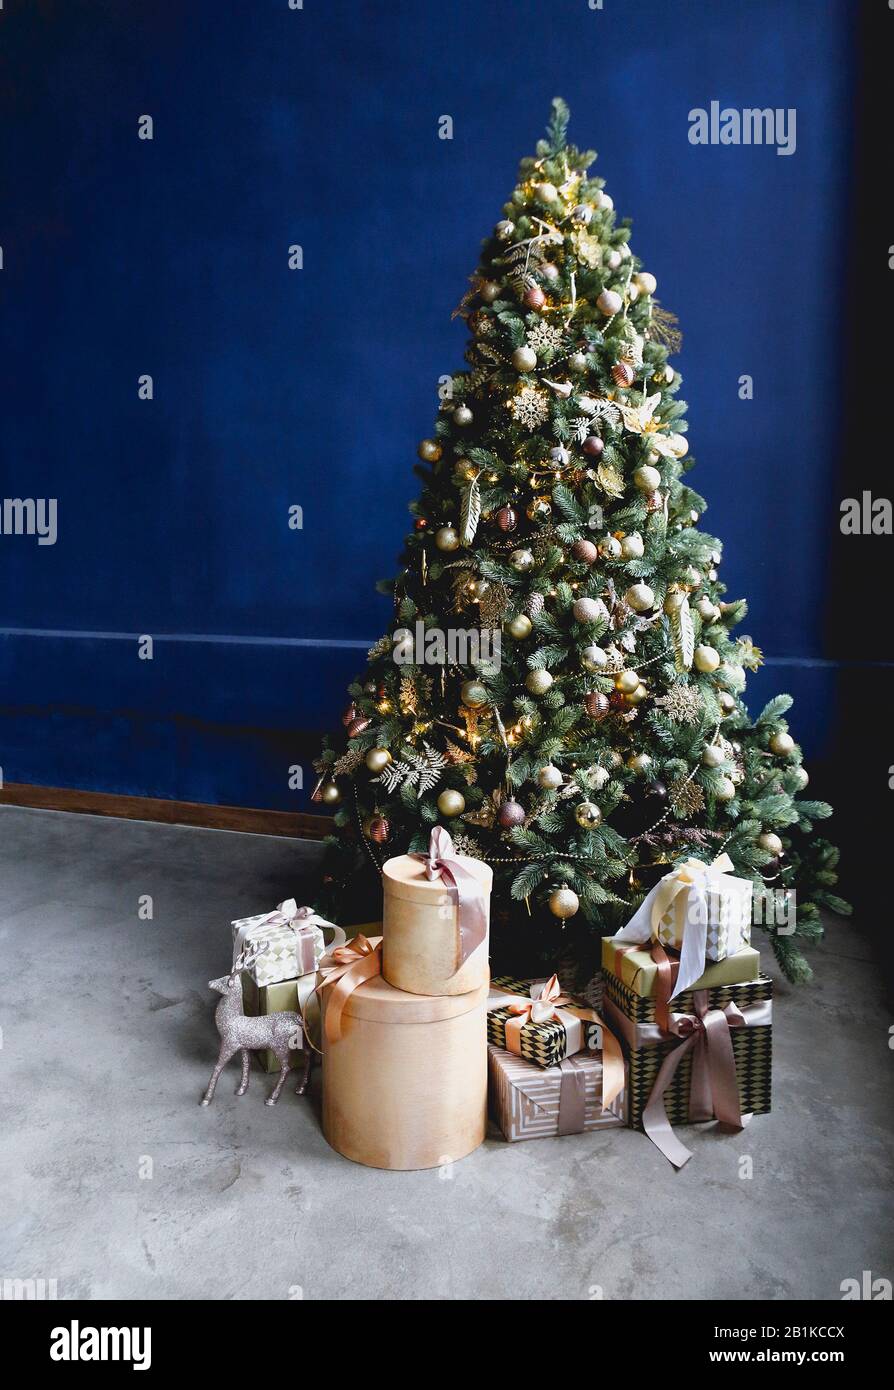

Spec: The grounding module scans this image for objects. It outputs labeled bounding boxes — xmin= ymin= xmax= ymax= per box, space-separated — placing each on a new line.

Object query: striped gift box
xmin=488 ymin=1043 xmax=627 ymax=1142
xmin=603 ymin=972 xmax=772 ymax=1130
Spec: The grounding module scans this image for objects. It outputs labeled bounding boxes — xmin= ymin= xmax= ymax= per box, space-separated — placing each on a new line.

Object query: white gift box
xmin=654 ymin=873 xmax=752 ymax=961
xmin=231 ymin=900 xmax=345 ymax=987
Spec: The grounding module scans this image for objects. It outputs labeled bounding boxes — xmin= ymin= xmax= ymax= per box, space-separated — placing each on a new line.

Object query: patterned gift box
xmin=601 ymin=936 xmax=760 ymax=999
xmin=603 ymin=970 xmax=772 ymax=1130
xmin=231 ymin=901 xmax=344 ymax=987
xmin=487 ymin=975 xmax=604 ymax=1069
xmin=654 ymin=869 xmax=752 ymax=959
xmin=488 ymin=1043 xmax=627 ymax=1142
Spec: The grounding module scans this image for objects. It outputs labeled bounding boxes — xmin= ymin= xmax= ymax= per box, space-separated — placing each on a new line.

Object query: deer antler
xmin=231 ymin=939 xmax=269 ymax=979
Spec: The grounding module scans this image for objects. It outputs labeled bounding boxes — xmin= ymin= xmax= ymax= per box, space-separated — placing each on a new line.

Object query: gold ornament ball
xmin=715 ymin=776 xmax=736 ymax=802
xmin=792 ymin=765 xmax=809 ymax=790
xmin=581 ymin=643 xmax=608 ymax=672
xmin=437 ymin=789 xmax=466 ymax=818
xmin=320 ymin=782 xmax=341 ymax=806
xmin=510 ymin=548 xmax=535 ymax=573
xmin=620 ymin=532 xmax=644 ymax=560
xmin=625 ymin=583 xmax=655 ymax=613
xmin=365 ymin=747 xmax=392 ymax=774
xmin=507 ymin=613 xmax=533 ymax=639
xmin=417 ymin=438 xmax=442 ymax=462
xmin=575 ymin=801 xmax=603 ymax=829
xmin=701 ymin=743 xmax=724 ymax=768
xmin=664 ymin=588 xmax=686 ymax=614
xmin=538 ymin=764 xmax=564 ymax=790
xmin=615 ymin=669 xmax=640 ymax=695
xmin=435 ymin=525 xmax=460 ymax=552
xmin=525 ymin=668 xmax=554 ymax=695
xmin=480 ymin=281 xmax=500 ymax=303
xmin=693 ymin=644 xmax=720 ymax=673
xmin=526 ymin=497 xmax=552 ymax=522
xmin=718 ymin=691 xmax=736 ymax=716
xmin=627 ymin=753 xmax=652 ymax=774
xmin=548 ymin=886 xmax=580 ymax=920
xmin=454 ymin=457 xmax=476 ymax=481
xmin=569 ymin=352 xmax=588 ymax=373
xmin=512 ymin=345 xmax=538 ymax=373
xmin=634 ymin=464 xmax=661 ymax=492
xmin=453 ymin=404 xmax=473 ymax=427
xmin=627 ymin=683 xmax=648 ymax=705
xmin=759 ymin=832 xmax=783 ymax=855
xmin=460 ymin=679 xmax=488 ymax=708
xmin=769 ymin=731 xmax=795 ymax=756
xmin=468 ymin=577 xmax=490 ymax=600
xmin=599 ymin=534 xmax=622 ymax=559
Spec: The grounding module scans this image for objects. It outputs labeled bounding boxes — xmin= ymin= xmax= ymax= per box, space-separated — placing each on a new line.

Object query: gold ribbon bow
xmin=315 ymin=934 xmax=383 ymax=1044
xmin=501 ymin=975 xmax=626 ymax=1112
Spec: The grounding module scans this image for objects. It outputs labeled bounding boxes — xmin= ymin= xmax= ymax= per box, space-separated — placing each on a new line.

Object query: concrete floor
xmin=1 ymin=805 xmax=891 ymax=1301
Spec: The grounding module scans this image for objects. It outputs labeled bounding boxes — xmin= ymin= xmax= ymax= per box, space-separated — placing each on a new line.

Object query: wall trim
xmin=0 ymin=782 xmax=332 ymax=840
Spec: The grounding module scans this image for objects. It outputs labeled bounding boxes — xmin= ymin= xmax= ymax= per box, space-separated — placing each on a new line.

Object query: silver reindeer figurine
xmin=201 ymin=941 xmax=314 ymax=1107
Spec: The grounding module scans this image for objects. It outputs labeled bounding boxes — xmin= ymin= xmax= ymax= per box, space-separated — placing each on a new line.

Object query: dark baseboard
xmin=0 ymin=782 xmax=332 ymax=840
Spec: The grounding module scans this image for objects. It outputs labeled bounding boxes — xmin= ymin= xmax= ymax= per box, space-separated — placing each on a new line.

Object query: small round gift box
xmin=381 ymin=846 xmax=492 ymax=997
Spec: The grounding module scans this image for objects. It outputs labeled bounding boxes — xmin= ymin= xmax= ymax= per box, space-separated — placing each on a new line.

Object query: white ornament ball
xmin=633 ymin=464 xmax=661 ymax=492
xmin=693 ymin=644 xmax=720 ymax=673
xmin=620 ymin=532 xmax=644 ymax=560
xmin=572 ymin=597 xmax=607 ymax=624
xmin=769 ymin=731 xmax=795 ymax=756
xmin=435 ymin=525 xmax=460 ymax=552
xmin=569 ymin=352 xmax=588 ymax=374
xmin=495 ymin=220 xmax=515 ymax=241
xmin=537 ymin=764 xmax=564 ymax=791
xmin=792 ymin=765 xmax=809 ymax=790
xmin=605 ymin=249 xmax=622 ymax=270
xmin=542 ymin=262 xmax=560 ymax=281
xmin=536 ymin=182 xmax=559 ymax=203
xmin=625 ymin=583 xmax=655 ymax=613
xmin=437 ymin=789 xmax=466 ymax=818
xmin=759 ymin=832 xmax=783 ymax=855
xmin=634 ymin=271 xmax=657 ymax=296
xmin=715 ymin=776 xmax=736 ymax=802
xmin=581 ymin=644 xmax=608 ymax=672
xmin=695 ymin=595 xmax=716 ymax=621
xmin=701 ymin=744 xmax=724 ymax=768
xmin=453 ymin=404 xmax=473 ymax=427
xmin=587 ymin=765 xmax=610 ymax=791
xmin=512 ymin=345 xmax=538 ymax=373
xmin=596 ymin=289 xmax=623 ymax=316
xmin=525 ymin=668 xmax=554 ymax=696
xmin=627 ymin=753 xmax=652 ymax=775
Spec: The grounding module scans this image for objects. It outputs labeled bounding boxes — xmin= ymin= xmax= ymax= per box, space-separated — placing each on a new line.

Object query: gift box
xmin=231 ymin=900 xmax=345 ymax=987
xmin=382 ymin=828 xmax=492 ymax=997
xmin=611 ymin=855 xmax=754 ymax=999
xmin=602 ymin=936 xmax=760 ymax=999
xmin=487 ymin=975 xmax=605 ymax=1069
xmin=603 ymin=969 xmax=772 ymax=1136
xmin=488 ymin=1043 xmax=627 ymax=1141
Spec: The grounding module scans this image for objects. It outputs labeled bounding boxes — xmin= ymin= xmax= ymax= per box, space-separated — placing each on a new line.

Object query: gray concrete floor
xmin=1 ymin=805 xmax=891 ymax=1301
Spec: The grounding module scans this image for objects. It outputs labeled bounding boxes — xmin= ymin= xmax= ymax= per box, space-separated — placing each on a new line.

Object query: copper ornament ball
xmin=611 ymin=361 xmax=635 ymax=388
xmin=341 ymin=702 xmax=357 ymax=727
xmin=495 ymin=505 xmax=518 ymax=533
xmin=582 ymin=435 xmax=604 ymax=458
xmin=497 ymin=800 xmax=526 ymax=829
xmin=571 ymin=538 xmax=599 ymax=565
xmin=366 ymin=816 xmax=391 ymax=844
xmin=584 ymin=691 xmax=610 ymax=721
xmin=524 ymin=286 xmax=546 ymax=309
xmin=346 ymin=715 xmax=371 ymax=737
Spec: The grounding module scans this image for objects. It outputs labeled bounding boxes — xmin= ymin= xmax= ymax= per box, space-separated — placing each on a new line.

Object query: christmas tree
xmin=314 ymin=100 xmax=847 ymax=984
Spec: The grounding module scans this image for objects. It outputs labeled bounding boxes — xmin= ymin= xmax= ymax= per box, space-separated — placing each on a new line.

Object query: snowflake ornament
xmin=509 ymin=385 xmax=550 ymax=431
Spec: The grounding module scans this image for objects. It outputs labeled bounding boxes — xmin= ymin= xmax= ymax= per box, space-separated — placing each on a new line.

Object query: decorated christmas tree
xmin=314 ymin=100 xmax=847 ymax=984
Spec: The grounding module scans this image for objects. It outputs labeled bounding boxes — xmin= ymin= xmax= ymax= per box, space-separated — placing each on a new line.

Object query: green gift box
xmin=601 ymin=934 xmax=760 ymax=998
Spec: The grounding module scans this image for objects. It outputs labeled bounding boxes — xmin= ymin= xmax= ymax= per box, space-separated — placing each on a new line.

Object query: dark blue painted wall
xmin=0 ymin=0 xmax=857 ymax=811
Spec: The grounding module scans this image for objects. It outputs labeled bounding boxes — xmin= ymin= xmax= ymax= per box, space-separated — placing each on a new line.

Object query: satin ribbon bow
xmin=498 ymin=975 xmax=626 ymax=1112
xmin=410 ymin=826 xmax=488 ymax=976
xmin=315 ymin=934 xmax=383 ymax=1043
xmin=612 ymin=853 xmax=737 ymax=999
xmin=642 ymin=988 xmax=748 ymax=1169
xmin=232 ymin=899 xmax=346 ymax=976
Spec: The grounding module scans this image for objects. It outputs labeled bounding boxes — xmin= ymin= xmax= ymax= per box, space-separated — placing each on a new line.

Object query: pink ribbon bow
xmin=642 ymin=988 xmax=749 ymax=1169
xmin=315 ymin=934 xmax=383 ymax=1044
xmin=411 ymin=827 xmax=488 ymax=975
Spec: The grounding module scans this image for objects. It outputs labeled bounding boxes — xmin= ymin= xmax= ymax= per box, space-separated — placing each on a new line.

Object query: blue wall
xmin=0 ymin=0 xmax=856 ymax=811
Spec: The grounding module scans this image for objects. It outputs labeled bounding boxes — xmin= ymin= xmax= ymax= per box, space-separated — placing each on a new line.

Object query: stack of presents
xmin=228 ymin=836 xmax=771 ymax=1170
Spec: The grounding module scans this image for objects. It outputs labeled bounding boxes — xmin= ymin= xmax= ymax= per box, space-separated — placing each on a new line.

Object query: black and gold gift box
xmin=602 ymin=970 xmax=773 ymax=1130
xmin=487 ymin=975 xmax=601 ymax=1070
